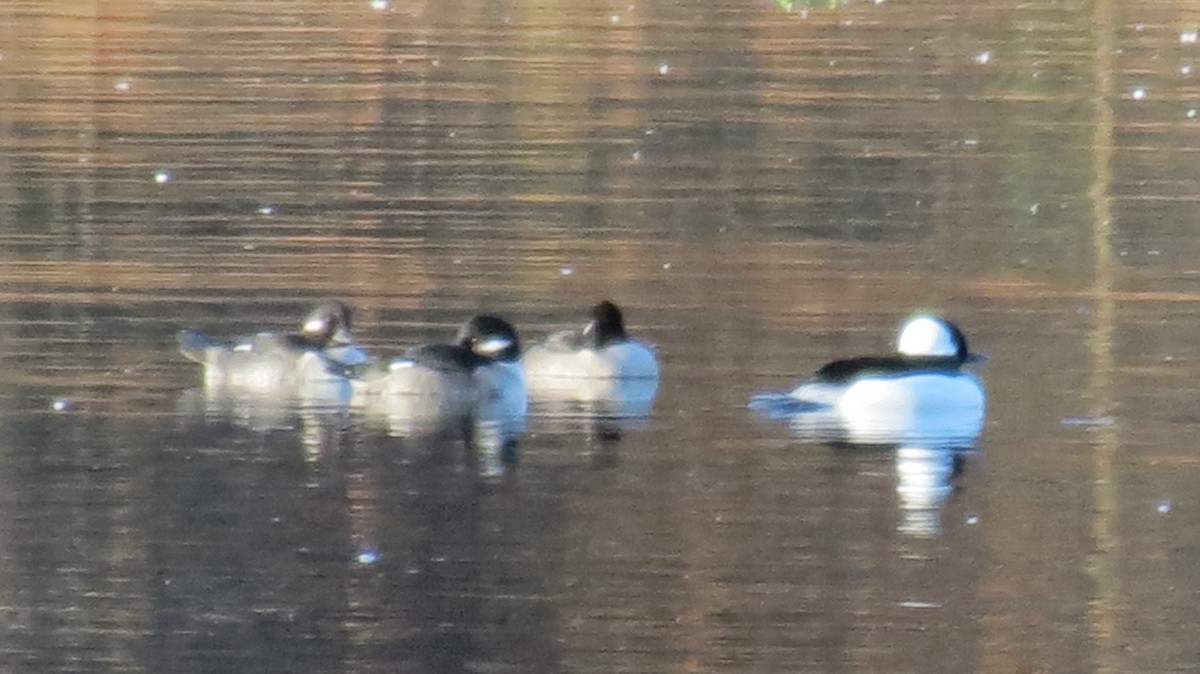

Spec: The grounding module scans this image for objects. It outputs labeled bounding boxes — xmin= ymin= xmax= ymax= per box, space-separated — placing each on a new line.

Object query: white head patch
xmin=896 ymin=315 xmax=959 ymax=357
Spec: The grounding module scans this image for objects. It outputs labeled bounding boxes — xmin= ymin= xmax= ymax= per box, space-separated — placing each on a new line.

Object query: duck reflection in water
xmin=751 ymin=313 xmax=986 ymax=536
xmin=523 ymin=301 xmax=660 ymax=456
xmin=350 ymin=314 xmax=527 ymax=477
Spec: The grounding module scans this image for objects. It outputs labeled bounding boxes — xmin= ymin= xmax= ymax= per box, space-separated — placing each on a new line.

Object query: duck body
xmin=792 ymin=355 xmax=984 ymax=414
xmin=756 ymin=314 xmax=985 ymax=444
xmin=179 ymin=301 xmax=368 ymax=400
xmin=524 ymin=333 xmax=659 ymax=381
xmin=359 ymin=314 xmax=527 ymax=434
xmin=789 ymin=357 xmax=985 ymax=440
xmin=523 ymin=301 xmax=659 ymax=407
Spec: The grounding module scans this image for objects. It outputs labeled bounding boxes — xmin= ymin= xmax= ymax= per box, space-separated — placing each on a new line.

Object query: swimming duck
xmin=360 ymin=314 xmax=527 ymax=431
xmin=179 ymin=300 xmax=368 ymax=395
xmin=755 ymin=314 xmax=985 ymax=442
xmin=523 ymin=300 xmax=659 ymax=382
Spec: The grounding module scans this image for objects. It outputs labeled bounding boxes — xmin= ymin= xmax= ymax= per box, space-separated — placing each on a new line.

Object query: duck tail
xmin=748 ymin=393 xmax=825 ymax=419
xmin=178 ymin=329 xmax=212 ymax=363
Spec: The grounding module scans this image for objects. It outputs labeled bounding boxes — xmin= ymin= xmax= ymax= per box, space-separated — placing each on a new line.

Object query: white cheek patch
xmin=304 ymin=318 xmax=328 ymax=335
xmin=474 ymin=336 xmax=512 ymax=357
xmin=897 ymin=316 xmax=957 ymax=357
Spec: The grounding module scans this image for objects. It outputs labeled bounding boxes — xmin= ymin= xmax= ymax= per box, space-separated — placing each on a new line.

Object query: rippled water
xmin=3 ymin=0 xmax=1200 ymax=671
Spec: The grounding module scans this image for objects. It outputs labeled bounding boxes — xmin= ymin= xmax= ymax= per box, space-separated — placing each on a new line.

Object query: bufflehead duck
xmin=179 ymin=300 xmax=369 ymax=395
xmin=360 ymin=314 xmax=528 ymax=432
xmin=523 ymin=301 xmax=659 ymax=382
xmin=754 ymin=314 xmax=985 ymax=442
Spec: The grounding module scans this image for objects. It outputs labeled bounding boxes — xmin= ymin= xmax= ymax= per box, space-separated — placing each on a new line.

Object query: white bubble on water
xmin=974 ymin=50 xmax=992 ymax=65
xmin=370 ymin=0 xmax=388 ymax=9
xmin=52 ymin=398 xmax=70 ymax=412
xmin=1130 ymin=86 xmax=1148 ymax=101
xmin=153 ymin=170 xmax=172 ymax=184
xmin=1181 ymin=29 xmax=1198 ymax=44
xmin=1157 ymin=501 xmax=1172 ymax=514
xmin=657 ymin=62 xmax=670 ymax=76
xmin=114 ymin=79 xmax=132 ymax=92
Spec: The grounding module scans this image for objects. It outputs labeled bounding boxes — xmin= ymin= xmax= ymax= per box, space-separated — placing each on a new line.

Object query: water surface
xmin=3 ymin=0 xmax=1200 ymax=671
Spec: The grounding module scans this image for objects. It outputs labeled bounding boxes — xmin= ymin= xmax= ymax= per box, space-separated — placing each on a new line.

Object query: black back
xmin=405 ymin=343 xmax=483 ymax=372
xmin=401 ymin=314 xmax=521 ymax=372
xmin=814 ymin=355 xmax=966 ymax=383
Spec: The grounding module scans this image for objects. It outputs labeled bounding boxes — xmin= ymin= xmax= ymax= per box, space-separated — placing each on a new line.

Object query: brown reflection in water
xmin=1087 ymin=0 xmax=1121 ymax=670
xmin=2 ymin=0 xmax=1200 ymax=671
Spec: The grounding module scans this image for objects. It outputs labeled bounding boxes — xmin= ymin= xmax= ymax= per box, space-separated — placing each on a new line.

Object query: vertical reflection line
xmin=1088 ymin=0 xmax=1120 ymax=670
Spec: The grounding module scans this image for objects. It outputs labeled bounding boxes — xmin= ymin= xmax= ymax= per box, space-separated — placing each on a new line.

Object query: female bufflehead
xmin=523 ymin=301 xmax=659 ymax=382
xmin=179 ymin=300 xmax=368 ymax=395
xmin=756 ymin=314 xmax=985 ymax=442
xmin=363 ymin=314 xmax=528 ymax=430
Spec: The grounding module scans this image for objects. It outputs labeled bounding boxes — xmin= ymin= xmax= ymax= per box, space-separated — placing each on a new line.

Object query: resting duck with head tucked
xmin=522 ymin=300 xmax=659 ymax=381
xmin=179 ymin=300 xmax=368 ymax=395
xmin=354 ymin=314 xmax=527 ymax=430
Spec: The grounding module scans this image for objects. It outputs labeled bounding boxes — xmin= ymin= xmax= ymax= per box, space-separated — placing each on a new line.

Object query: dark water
xmin=3 ymin=0 xmax=1200 ymax=671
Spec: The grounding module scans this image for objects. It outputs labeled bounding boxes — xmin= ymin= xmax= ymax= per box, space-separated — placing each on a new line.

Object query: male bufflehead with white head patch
xmin=754 ymin=314 xmax=985 ymax=443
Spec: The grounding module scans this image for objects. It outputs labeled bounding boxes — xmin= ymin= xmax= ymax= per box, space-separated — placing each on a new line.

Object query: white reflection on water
xmin=752 ymin=395 xmax=980 ymax=537
xmin=527 ymin=376 xmax=659 ymax=423
xmin=177 ymin=385 xmax=351 ymax=434
xmin=525 ymin=378 xmax=659 ymax=470
xmin=895 ymin=445 xmax=971 ymax=537
xmin=179 ymin=384 xmax=527 ymax=480
xmin=176 ymin=386 xmax=355 ymax=462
